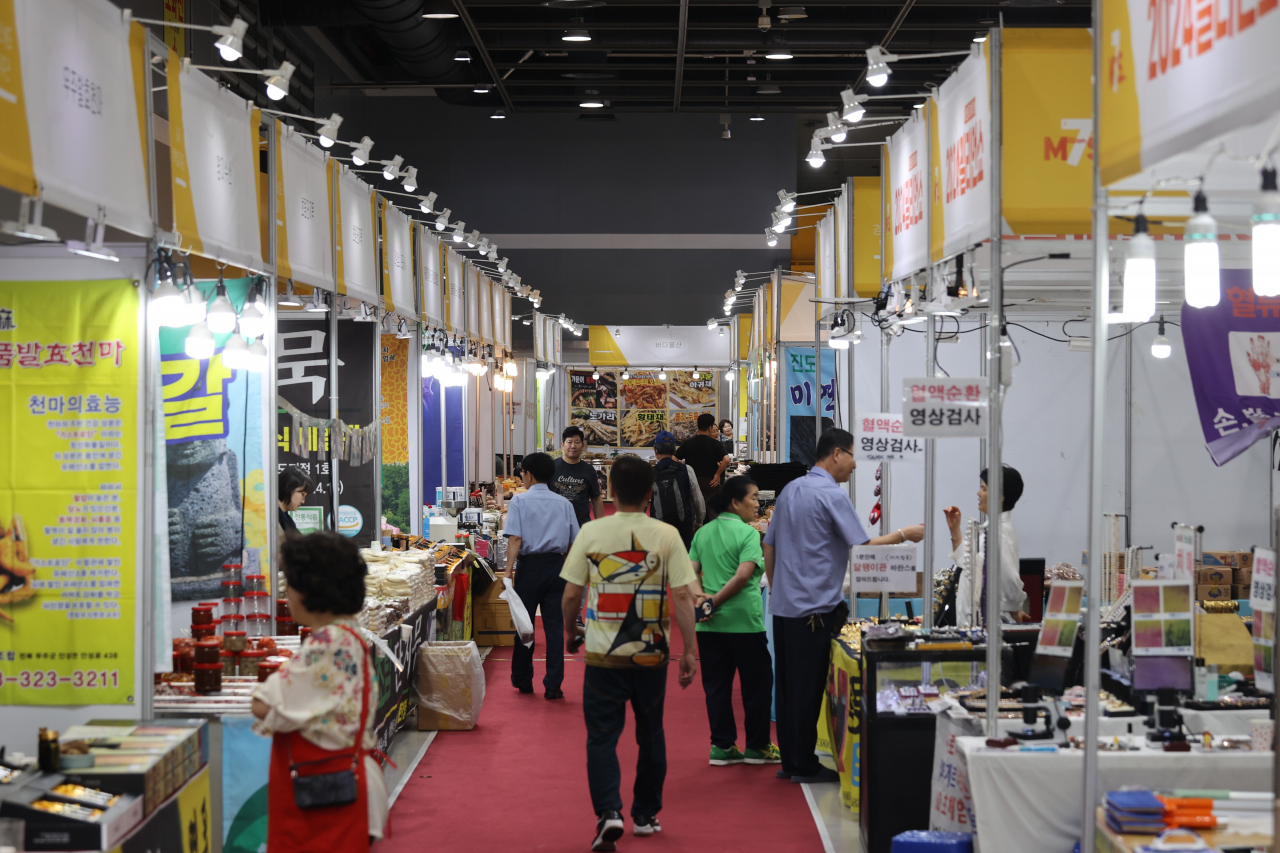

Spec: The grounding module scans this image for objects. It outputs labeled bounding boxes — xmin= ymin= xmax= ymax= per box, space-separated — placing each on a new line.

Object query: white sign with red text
xmin=854 ymin=413 xmax=925 ymax=463
xmin=889 ymin=114 xmax=930 ymax=280
xmin=851 ymin=544 xmax=920 ymax=592
xmin=901 ymin=378 xmax=988 ymax=437
xmin=935 ymin=49 xmax=991 ymax=257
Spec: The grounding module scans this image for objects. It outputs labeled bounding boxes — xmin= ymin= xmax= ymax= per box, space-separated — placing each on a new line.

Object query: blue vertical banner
xmin=782 ymin=346 xmax=835 ymax=465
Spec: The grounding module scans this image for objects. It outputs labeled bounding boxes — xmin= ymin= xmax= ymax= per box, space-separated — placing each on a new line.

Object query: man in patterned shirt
xmin=561 ymin=455 xmax=700 ymax=852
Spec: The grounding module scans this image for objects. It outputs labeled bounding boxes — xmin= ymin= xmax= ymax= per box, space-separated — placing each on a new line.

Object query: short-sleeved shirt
xmin=676 ymin=434 xmax=728 ymax=480
xmin=551 ymin=458 xmax=601 ymax=526
xmin=561 ymin=513 xmax=697 ymax=669
xmin=764 ymin=467 xmax=870 ymax=618
xmin=501 ymin=484 xmax=579 ymax=555
xmin=690 ymin=513 xmax=765 ymax=633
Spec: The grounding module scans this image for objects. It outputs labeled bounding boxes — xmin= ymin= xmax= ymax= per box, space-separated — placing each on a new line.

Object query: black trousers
xmin=510 ymin=552 xmax=566 ymax=691
xmin=584 ymin=665 xmax=668 ymax=818
xmin=696 ymin=631 xmax=773 ymax=751
xmin=773 ymin=611 xmax=840 ymax=777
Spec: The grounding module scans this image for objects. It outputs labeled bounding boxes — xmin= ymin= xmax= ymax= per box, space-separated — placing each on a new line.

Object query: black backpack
xmin=652 ymin=464 xmax=688 ymax=526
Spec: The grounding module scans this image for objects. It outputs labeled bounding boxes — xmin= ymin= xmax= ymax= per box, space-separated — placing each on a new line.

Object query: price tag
xmin=850 ymin=544 xmax=918 ymax=592
xmin=854 ymin=413 xmax=925 ymax=463
xmin=901 ymin=378 xmax=987 ymax=437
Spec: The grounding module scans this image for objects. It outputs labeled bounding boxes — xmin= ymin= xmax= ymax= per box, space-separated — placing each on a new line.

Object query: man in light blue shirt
xmin=763 ymin=428 xmax=924 ymax=782
xmin=503 ymin=451 xmax=580 ymax=699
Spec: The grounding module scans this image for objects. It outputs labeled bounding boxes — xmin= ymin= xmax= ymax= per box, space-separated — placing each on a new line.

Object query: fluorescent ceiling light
xmin=1253 ymin=168 xmax=1280 ymax=297
xmin=1183 ymin=190 xmax=1220 ymax=309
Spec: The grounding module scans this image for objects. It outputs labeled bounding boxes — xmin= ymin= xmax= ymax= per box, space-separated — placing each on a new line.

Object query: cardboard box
xmin=1235 ymin=567 xmax=1253 ymax=586
xmin=473 ymin=602 xmax=514 ymax=634
xmin=1197 ymin=584 xmax=1232 ymax=601
xmin=1196 ymin=567 xmax=1232 ymax=585
xmin=1202 ymin=551 xmax=1253 ymax=569
xmin=475 ymin=629 xmax=516 ymax=646
xmin=1233 ymin=585 xmax=1250 ymax=600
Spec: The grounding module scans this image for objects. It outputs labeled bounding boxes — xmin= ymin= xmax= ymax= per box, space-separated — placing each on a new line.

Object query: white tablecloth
xmin=956 ymin=736 xmax=1272 ymax=853
xmin=1181 ymin=707 xmax=1266 ymax=737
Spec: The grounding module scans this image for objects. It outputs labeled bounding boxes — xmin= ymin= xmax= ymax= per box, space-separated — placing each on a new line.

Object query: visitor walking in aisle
xmin=251 ymin=532 xmax=388 ymax=851
xmin=944 ymin=465 xmax=1027 ymax=625
xmin=553 ymin=425 xmax=605 ymax=526
xmin=688 ymin=476 xmax=780 ymax=767
xmin=560 ymin=456 xmax=701 ymax=852
xmin=503 ymin=451 xmax=580 ymax=699
xmin=651 ymin=430 xmax=704 ymax=548
xmin=765 ymin=428 xmax=924 ymax=783
xmin=676 ymin=413 xmax=731 ymax=499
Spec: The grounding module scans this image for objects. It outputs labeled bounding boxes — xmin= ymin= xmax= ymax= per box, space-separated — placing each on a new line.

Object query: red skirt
xmin=267 ymin=730 xmax=369 ymax=852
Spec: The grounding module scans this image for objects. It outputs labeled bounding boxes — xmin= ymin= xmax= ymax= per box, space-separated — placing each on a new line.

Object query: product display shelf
xmin=859 ymin=642 xmax=996 ymax=853
xmin=1094 ymin=806 xmax=1270 ymax=853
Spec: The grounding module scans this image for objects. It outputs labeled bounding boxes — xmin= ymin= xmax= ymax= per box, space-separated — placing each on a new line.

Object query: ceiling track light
xmin=1253 ymin=167 xmax=1280 ymax=298
xmin=1184 ymin=189 xmax=1220 ymax=309
xmin=765 ymin=228 xmax=778 ymax=247
xmin=129 ymin=14 xmax=248 ymax=62
xmin=865 ymin=45 xmax=896 ymax=87
xmin=381 ymin=155 xmax=404 ymax=182
xmin=840 ymin=88 xmax=869 ymax=123
xmin=422 ymin=0 xmax=460 ymax=18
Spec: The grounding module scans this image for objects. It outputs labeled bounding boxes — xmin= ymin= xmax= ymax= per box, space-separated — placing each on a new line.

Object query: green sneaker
xmin=709 ymin=745 xmax=745 ymax=766
xmin=744 ymin=743 xmax=782 ymax=765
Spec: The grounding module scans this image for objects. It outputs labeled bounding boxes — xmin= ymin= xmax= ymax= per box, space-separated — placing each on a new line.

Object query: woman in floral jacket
xmin=252 ymin=532 xmax=388 ymax=850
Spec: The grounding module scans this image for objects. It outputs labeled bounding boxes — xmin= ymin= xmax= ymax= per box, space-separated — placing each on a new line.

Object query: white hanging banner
xmin=834 ymin=190 xmax=850 ymax=298
xmin=502 ymin=290 xmax=513 ymax=354
xmin=587 ymin=326 xmax=733 ymax=367
xmin=445 ymin=249 xmax=466 ymax=337
xmin=276 ymin=123 xmax=333 ymax=290
xmin=1101 ymin=0 xmax=1280 ymax=185
xmin=382 ymin=201 xmax=414 ymax=317
xmin=420 ymin=227 xmax=444 ymax=329
xmin=816 ymin=211 xmax=836 ymax=306
xmin=491 ymin=283 xmax=506 ymax=354
xmin=477 ymin=273 xmax=494 ymax=346
xmin=935 ymin=49 xmax=991 ymax=257
xmin=888 ymin=113 xmax=929 ymax=280
xmin=334 ymin=165 xmax=379 ymax=305
xmin=14 ymin=0 xmax=152 ymax=236
xmin=167 ymin=58 xmax=263 ymax=271
xmin=465 ymin=263 xmax=481 ymax=342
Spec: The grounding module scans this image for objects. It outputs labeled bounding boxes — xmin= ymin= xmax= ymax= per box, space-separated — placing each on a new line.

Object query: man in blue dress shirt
xmin=504 ymin=451 xmax=581 ymax=699
xmin=764 ymin=428 xmax=924 ymax=782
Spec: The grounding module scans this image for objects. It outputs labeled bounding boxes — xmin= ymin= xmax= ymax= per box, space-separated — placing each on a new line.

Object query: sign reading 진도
xmin=902 ymin=378 xmax=987 ymax=437
xmin=851 ymin=544 xmax=919 ymax=593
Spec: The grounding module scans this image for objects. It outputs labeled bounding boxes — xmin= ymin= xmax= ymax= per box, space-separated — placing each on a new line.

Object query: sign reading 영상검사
xmin=851 ymin=544 xmax=918 ymax=593
xmin=854 ymin=413 xmax=924 ymax=463
xmin=902 ymin=378 xmax=987 ymax=438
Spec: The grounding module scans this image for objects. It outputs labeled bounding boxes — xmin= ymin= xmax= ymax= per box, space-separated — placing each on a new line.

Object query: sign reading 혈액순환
xmin=854 ymin=413 xmax=924 ymax=464
xmin=901 ymin=378 xmax=987 ymax=438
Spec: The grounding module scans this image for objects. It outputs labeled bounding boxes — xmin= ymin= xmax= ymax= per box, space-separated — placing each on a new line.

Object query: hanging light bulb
xmin=718 ymin=325 xmax=725 ymax=337
xmin=829 ymin=335 xmax=850 ymax=349
xmin=238 ymin=291 xmax=267 ymax=339
xmin=264 ymin=62 xmax=296 ymax=101
xmin=691 ymin=369 xmax=700 ymax=380
xmin=434 ymin=208 xmax=452 ymax=231
xmin=777 ymin=190 xmax=797 ymax=213
xmin=213 ymin=17 xmax=248 ymax=62
xmin=840 ymin=88 xmax=868 ymax=123
xmin=621 ymin=370 xmax=630 ymax=380
xmin=724 ymin=367 xmax=734 ymax=380
xmin=865 ymin=46 xmax=892 ymax=87
xmin=247 ymin=338 xmax=268 ymax=372
xmin=806 ymin=137 xmax=825 ymax=168
xmin=401 ymin=166 xmax=418 ymax=194
xmin=1184 ymin=190 xmax=1220 ymax=308
xmin=351 ymin=137 xmax=375 ymax=167
xmin=381 ymin=155 xmax=404 ymax=182
xmin=1151 ymin=316 xmax=1172 ymax=359
xmin=658 ymin=368 xmax=667 ymax=380
xmin=206 ymin=282 xmax=237 ymax=335
xmin=152 ymin=276 xmax=186 ymax=327
xmin=316 ymin=113 xmax=343 ymax=148
xmin=1253 ymin=167 xmax=1280 ymax=298
xmin=1122 ymin=214 xmax=1157 ymax=322
xmin=182 ymin=284 xmax=208 ymax=325
xmin=222 ymin=333 xmax=252 ymax=370
xmin=766 ymin=229 xmax=778 ymax=247
xmin=825 ymin=111 xmax=847 ymax=143
xmin=184 ymin=322 xmax=215 ymax=360
xmin=504 ymin=361 xmax=518 ymax=377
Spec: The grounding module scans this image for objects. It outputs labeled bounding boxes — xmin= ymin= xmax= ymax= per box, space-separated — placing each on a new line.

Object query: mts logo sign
xmin=1044 ymin=119 xmax=1093 ymax=166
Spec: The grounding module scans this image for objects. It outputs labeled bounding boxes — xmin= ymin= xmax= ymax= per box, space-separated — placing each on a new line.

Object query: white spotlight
xmin=213 ymin=17 xmax=248 ymax=62
xmin=222 ymin=333 xmax=252 ymax=370
xmin=351 ymin=136 xmax=374 ymax=166
xmin=806 ymin=137 xmax=825 ymax=168
xmin=865 ymin=46 xmax=893 ymax=87
xmin=435 ymin=208 xmax=452 ymax=231
xmin=206 ymin=284 xmax=238 ymax=334
xmin=316 ymin=113 xmax=343 ymax=148
xmin=401 ymin=166 xmax=418 ymax=193
xmin=766 ymin=229 xmax=778 ymax=247
xmin=264 ymin=61 xmax=296 ymax=101
xmin=1121 ymin=215 xmax=1156 ymax=323
xmin=1253 ymin=168 xmax=1280 ymax=297
xmin=777 ymin=189 xmax=797 ymax=213
xmin=825 ymin=111 xmax=847 ymax=143
xmin=238 ymin=295 xmax=267 ymax=339
xmin=1183 ymin=190 xmax=1220 ymax=308
xmin=840 ymin=88 xmax=868 ymax=123
xmin=382 ymin=155 xmax=404 ymax=182
xmin=152 ymin=277 xmax=186 ymax=327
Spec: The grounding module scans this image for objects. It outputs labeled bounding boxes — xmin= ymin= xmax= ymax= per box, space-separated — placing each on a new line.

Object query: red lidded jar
xmin=239 ymin=648 xmax=268 ymax=678
xmin=244 ymin=591 xmax=271 ymax=616
xmin=258 ymin=659 xmax=284 ymax=682
xmin=191 ymin=624 xmax=217 ymax=641
xmin=193 ymin=662 xmax=223 ymax=694
xmin=191 ymin=605 xmax=215 ymax=626
xmin=246 ymin=613 xmax=272 ymax=637
xmin=193 ymin=639 xmax=221 ymax=665
xmin=223 ymin=630 xmax=248 ymax=653
xmin=220 ymin=650 xmax=238 ymax=676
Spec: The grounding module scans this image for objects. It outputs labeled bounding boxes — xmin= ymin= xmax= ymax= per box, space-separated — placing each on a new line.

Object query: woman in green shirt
xmin=689 ymin=476 xmax=780 ymax=766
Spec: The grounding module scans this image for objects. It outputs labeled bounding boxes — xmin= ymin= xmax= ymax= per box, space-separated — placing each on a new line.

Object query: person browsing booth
xmin=503 ymin=451 xmax=580 ymax=699
xmin=676 ymin=413 xmax=732 ymax=499
xmin=764 ymin=427 xmax=924 ymax=783
xmin=651 ymin=430 xmax=705 ymax=548
xmin=560 ymin=456 xmax=700 ymax=851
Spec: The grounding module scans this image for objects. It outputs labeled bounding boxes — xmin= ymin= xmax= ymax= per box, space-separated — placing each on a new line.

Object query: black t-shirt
xmin=552 ymin=458 xmax=601 ymax=526
xmin=677 ymin=434 xmax=728 ymax=480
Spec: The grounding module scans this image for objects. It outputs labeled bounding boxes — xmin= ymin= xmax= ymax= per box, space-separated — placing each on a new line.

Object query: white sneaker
xmin=633 ymin=815 xmax=662 ymax=836
xmin=592 ymin=811 xmax=625 ymax=852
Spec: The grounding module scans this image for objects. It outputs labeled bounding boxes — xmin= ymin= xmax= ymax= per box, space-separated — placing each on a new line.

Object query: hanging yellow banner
xmin=0 ymin=280 xmax=140 ymax=705
xmin=852 ymin=177 xmax=883 ymax=297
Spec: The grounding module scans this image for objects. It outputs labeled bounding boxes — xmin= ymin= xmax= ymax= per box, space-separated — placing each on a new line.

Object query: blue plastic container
xmin=890 ymin=830 xmax=974 ymax=853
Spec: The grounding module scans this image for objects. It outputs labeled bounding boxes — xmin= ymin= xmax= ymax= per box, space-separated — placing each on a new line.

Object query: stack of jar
xmin=245 ymin=574 xmax=272 ymax=638
xmin=193 ymin=629 xmax=222 ymax=695
xmin=276 ymin=595 xmax=297 ymax=636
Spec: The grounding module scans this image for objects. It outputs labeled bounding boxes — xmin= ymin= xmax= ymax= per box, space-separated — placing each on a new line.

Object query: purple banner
xmin=1183 ymin=268 xmax=1280 ymax=466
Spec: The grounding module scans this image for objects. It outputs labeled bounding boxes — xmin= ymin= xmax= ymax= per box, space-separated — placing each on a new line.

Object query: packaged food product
xmin=31 ymin=799 xmax=104 ymax=821
xmin=51 ymin=784 xmax=118 ymax=808
xmin=191 ymin=605 xmax=215 ymax=625
xmin=223 ymin=630 xmax=248 ymax=653
xmin=193 ymin=640 xmax=221 ymax=665
xmin=221 ymin=650 xmax=238 ymax=676
xmin=194 ymin=662 xmax=223 ymax=694
xmin=239 ymin=648 xmax=268 ymax=678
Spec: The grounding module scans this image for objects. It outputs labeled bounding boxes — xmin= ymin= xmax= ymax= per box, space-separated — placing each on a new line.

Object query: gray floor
xmin=802 ymin=756 xmax=863 ymax=853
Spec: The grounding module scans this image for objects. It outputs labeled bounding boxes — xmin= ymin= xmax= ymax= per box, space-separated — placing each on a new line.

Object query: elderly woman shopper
xmin=251 ymin=532 xmax=388 ymax=850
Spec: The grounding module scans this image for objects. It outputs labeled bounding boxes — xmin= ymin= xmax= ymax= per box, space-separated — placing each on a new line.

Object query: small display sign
xmin=901 ymin=378 xmax=988 ymax=438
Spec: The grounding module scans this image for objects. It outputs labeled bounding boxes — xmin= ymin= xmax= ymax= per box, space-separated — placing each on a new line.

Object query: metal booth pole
xmin=922 ymin=96 xmax=937 ymax=632
xmin=1080 ymin=0 xmax=1110 ymax=845
xmin=879 ymin=328 xmax=892 ymax=620
xmin=984 ymin=24 xmax=1005 ymax=737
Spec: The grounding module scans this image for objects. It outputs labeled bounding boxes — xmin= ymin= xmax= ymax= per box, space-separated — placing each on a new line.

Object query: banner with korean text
xmin=935 ymin=47 xmax=991 ymax=257
xmin=161 ymin=278 xmax=269 ymax=602
xmin=381 ymin=200 xmax=414 ymax=317
xmin=420 ymin=228 xmax=444 ymax=329
xmin=782 ymin=346 xmax=835 ymax=465
xmin=1181 ymin=269 xmax=1280 ymax=466
xmin=1100 ymin=0 xmax=1280 ymax=186
xmin=275 ymin=123 xmax=333 ymax=290
xmin=888 ymin=113 xmax=930 ymax=280
xmin=0 ymin=279 xmax=141 ymax=705
xmin=332 ymin=165 xmax=379 ymax=305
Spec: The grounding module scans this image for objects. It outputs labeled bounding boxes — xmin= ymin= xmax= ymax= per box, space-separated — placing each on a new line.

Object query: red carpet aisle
xmin=377 ymin=623 xmax=825 ymax=852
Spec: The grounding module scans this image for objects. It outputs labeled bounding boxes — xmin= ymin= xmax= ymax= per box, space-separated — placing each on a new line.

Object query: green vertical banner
xmin=160 ymin=278 xmax=268 ymax=601
xmin=0 ymin=279 xmax=141 ymax=705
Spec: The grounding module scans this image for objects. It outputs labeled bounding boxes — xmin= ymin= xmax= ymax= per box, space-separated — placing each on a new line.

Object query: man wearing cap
xmin=652 ymin=430 xmax=704 ymax=548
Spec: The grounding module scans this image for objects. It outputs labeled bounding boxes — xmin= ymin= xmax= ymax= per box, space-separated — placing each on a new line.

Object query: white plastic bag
xmin=416 ymin=641 xmax=485 ymax=730
xmin=499 ymin=577 xmax=535 ymax=647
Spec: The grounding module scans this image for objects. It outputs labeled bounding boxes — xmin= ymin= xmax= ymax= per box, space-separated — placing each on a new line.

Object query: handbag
xmin=287 ymin=626 xmax=371 ymax=810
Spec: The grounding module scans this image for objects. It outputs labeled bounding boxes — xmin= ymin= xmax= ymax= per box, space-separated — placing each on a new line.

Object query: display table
xmin=1094 ymin=806 xmax=1270 ymax=853
xmin=955 ymin=736 xmax=1271 ymax=853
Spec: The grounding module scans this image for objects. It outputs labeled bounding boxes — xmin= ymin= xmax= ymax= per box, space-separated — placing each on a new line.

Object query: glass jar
xmin=221 ymin=650 xmax=238 ymax=677
xmin=276 ymin=597 xmax=291 ymax=618
xmin=276 ymin=617 xmax=297 ymax=636
xmin=238 ymin=649 xmax=268 ymax=678
xmin=299 ymin=626 xmax=312 ymax=643
xmin=191 ymin=624 xmax=217 ymax=641
xmin=223 ymin=630 xmax=248 ymax=653
xmin=245 ymin=591 xmax=271 ymax=615
xmin=258 ymin=659 xmax=284 ymax=682
xmin=221 ymin=579 xmax=244 ymax=598
xmin=222 ymin=598 xmax=243 ymax=617
xmin=244 ymin=574 xmax=267 ymax=594
xmin=191 ymin=605 xmax=215 ymax=626
xmin=246 ymin=614 xmax=272 ymax=638
xmin=193 ymin=639 xmax=220 ymax=665
xmin=219 ymin=614 xmax=244 ymax=636
xmin=193 ymin=662 xmax=223 ymax=695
